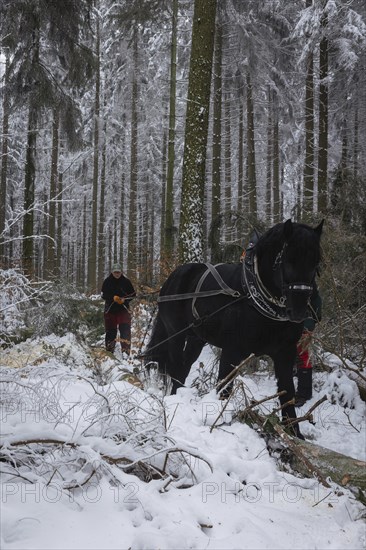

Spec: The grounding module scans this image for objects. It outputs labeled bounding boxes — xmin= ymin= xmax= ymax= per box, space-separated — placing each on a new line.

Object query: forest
xmin=1 ymin=2 xmax=366 ymax=548
xmin=0 ymin=0 xmax=365 ymax=289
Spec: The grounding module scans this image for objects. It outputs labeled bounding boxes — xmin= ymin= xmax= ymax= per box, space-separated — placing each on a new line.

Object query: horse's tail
xmin=145 ymin=312 xmax=168 ymax=373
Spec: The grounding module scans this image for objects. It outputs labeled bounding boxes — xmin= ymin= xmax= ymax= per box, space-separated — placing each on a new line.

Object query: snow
xmin=1 ymin=334 xmax=365 ymax=550
xmin=0 ymin=272 xmax=365 ymax=548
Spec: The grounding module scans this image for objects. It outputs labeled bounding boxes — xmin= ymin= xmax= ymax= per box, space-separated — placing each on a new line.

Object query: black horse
xmin=146 ymin=220 xmax=323 ymax=436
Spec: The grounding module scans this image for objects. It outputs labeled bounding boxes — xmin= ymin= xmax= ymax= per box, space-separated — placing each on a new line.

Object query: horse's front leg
xmin=217 ymin=348 xmax=245 ymax=398
xmin=272 ymin=347 xmax=304 ymax=439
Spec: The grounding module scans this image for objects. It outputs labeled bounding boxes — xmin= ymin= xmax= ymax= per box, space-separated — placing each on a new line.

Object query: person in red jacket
xmin=101 ymin=263 xmax=136 ymax=355
xmin=295 ymin=286 xmax=322 ymax=406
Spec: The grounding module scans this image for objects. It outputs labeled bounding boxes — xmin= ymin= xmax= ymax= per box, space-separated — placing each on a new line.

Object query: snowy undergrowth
xmin=0 ymin=269 xmax=49 ymax=344
xmin=1 ymin=334 xmax=365 ymax=550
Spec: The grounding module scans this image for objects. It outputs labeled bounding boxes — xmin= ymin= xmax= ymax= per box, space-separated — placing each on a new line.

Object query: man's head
xmin=111 ymin=263 xmax=122 ymax=279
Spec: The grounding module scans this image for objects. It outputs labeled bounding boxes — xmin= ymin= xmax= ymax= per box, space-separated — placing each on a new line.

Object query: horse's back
xmin=161 ymin=262 xmax=242 ymax=294
xmin=160 ymin=263 xmax=208 ymax=296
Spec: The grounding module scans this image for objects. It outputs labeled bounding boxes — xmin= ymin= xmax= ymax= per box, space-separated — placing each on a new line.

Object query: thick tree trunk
xmin=179 ymin=0 xmax=217 ymax=263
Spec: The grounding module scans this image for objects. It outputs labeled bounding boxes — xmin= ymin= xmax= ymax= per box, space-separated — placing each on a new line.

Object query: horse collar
xmin=242 ymin=247 xmax=289 ymax=322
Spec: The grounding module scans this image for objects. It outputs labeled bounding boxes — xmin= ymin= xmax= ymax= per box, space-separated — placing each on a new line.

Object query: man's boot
xmin=295 ymin=368 xmax=312 ymax=407
xmin=106 ymin=340 xmax=116 ymax=353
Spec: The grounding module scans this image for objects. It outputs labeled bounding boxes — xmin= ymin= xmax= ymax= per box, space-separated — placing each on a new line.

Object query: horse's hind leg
xmin=167 ymin=333 xmax=204 ymax=394
xmin=166 ymin=334 xmax=188 ymax=394
xmin=183 ymin=332 xmax=205 ymax=375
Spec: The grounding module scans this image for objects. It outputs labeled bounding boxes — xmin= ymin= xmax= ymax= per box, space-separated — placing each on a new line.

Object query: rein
xmin=139 ymin=292 xmax=246 ymax=358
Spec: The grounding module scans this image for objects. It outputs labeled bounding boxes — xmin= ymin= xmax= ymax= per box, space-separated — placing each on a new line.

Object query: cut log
xmin=290 ymin=438 xmax=366 ymax=491
xmin=236 ymin=403 xmax=366 ymax=500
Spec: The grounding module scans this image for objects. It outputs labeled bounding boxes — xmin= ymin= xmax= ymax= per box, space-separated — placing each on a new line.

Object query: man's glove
xmin=113 ymin=295 xmax=125 ymax=305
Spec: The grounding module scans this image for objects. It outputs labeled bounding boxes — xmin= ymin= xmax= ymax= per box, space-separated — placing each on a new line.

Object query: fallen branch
xmin=286 ymin=395 xmax=328 ymax=428
xmin=216 ymin=354 xmax=255 ymax=393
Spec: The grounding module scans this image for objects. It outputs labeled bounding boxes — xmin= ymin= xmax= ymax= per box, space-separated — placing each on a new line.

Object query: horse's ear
xmin=314 ymin=219 xmax=324 ymax=237
xmin=283 ymin=219 xmax=293 ymax=241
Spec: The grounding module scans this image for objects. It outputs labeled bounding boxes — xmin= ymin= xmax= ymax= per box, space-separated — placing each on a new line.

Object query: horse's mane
xmin=256 ymin=222 xmax=322 ymax=267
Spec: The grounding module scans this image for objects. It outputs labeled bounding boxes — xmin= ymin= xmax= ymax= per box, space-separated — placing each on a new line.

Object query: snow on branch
xmin=0 ymin=367 xmax=212 ymax=496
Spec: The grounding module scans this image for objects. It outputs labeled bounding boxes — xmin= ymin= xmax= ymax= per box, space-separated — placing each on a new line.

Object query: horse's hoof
xmin=294 ymin=395 xmax=311 ymax=407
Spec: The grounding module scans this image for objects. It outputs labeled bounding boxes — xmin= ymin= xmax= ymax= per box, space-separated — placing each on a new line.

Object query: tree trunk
xmin=238 ymin=99 xmax=244 ymax=216
xmin=98 ymin=116 xmax=107 ymax=290
xmin=164 ymin=0 xmax=178 ymax=264
xmin=22 ymin=15 xmax=41 ymax=274
xmin=0 ymin=51 xmax=10 ymax=263
xmin=303 ymin=59 xmax=315 ymax=215
xmin=56 ymin=171 xmax=63 ymax=275
xmin=246 ymin=72 xmax=257 ymax=219
xmin=353 ymin=103 xmax=359 ymax=181
xmin=272 ymin=103 xmax=281 ymax=221
xmin=266 ymin=87 xmax=273 ymax=221
xmin=46 ymin=108 xmax=60 ymax=277
xmin=317 ymin=16 xmax=329 ymax=215
xmin=224 ymin=88 xmax=232 ymax=230
xmin=179 ymin=0 xmax=217 ymax=263
xmin=160 ymin=125 xmax=167 ymax=269
xmin=119 ymin=113 xmax=127 ymax=270
xmin=88 ymin=16 xmax=101 ymax=292
xmin=127 ymin=28 xmax=139 ymax=280
xmin=211 ymin=14 xmax=222 ymax=235
xmin=303 ymin=0 xmax=315 ymax=219
xmin=22 ymin=103 xmax=38 ymax=274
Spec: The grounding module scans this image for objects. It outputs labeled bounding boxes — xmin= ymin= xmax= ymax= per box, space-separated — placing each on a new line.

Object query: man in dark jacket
xmin=101 ymin=263 xmax=136 ymax=355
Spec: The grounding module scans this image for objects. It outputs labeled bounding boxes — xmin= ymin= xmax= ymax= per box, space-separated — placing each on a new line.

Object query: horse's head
xmin=255 ymin=219 xmax=323 ymax=322
xmin=279 ymin=219 xmax=323 ymax=322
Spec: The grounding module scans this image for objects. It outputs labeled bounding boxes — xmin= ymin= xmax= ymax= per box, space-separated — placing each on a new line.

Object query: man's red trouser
xmin=104 ymin=310 xmax=131 ymax=353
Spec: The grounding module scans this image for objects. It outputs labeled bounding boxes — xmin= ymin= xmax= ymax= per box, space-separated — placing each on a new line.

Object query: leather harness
xmin=157 ymin=248 xmax=295 ymax=322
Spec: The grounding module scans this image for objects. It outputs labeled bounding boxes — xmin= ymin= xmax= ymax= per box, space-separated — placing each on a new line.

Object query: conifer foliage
xmin=0 ymin=0 xmax=365 ymax=287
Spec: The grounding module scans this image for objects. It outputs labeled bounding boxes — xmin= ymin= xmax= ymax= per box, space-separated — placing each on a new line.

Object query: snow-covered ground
xmin=1 ymin=332 xmax=365 ymax=550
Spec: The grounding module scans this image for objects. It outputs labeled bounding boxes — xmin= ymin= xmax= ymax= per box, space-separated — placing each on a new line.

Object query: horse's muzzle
xmin=284 ymin=283 xmax=313 ymax=323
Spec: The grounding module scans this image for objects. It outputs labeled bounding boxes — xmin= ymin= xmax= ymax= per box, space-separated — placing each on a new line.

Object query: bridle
xmin=242 ymin=241 xmax=315 ymax=322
